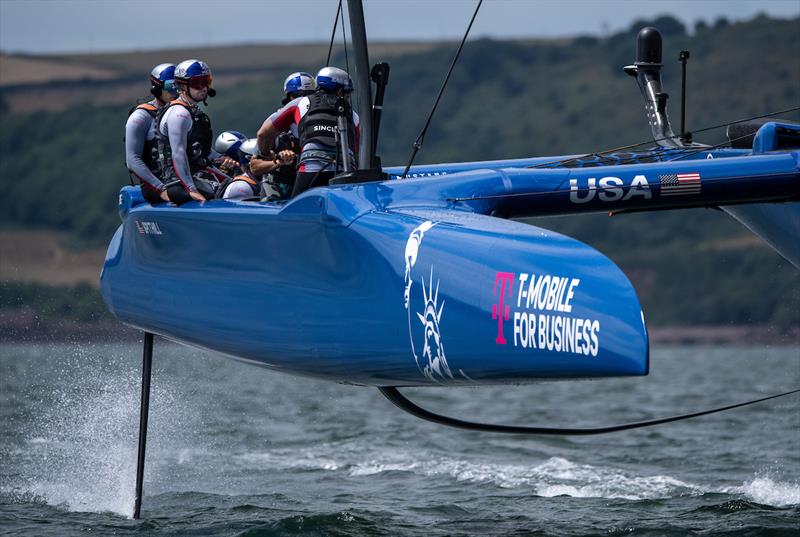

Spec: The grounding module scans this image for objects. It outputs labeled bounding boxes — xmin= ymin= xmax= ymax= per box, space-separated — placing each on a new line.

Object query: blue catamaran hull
xmin=102 ymin=185 xmax=649 ymax=386
xmin=102 ymin=141 xmax=798 ymax=386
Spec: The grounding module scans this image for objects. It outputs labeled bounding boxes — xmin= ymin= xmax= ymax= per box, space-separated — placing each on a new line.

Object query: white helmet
xmin=175 ymin=59 xmax=212 ymax=81
xmin=213 ymin=131 xmax=247 ymax=158
xmin=174 ymin=59 xmax=215 ymax=97
xmin=239 ymin=138 xmax=259 ymax=157
xmin=315 ymin=66 xmax=353 ymax=93
xmin=150 ymin=63 xmax=176 ymax=84
xmin=283 ymin=72 xmax=314 ymax=97
xmin=149 ymin=63 xmax=176 ymax=97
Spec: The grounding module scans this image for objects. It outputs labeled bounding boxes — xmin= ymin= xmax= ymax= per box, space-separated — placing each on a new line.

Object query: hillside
xmin=0 ymin=41 xmax=438 ymax=113
xmin=0 ymin=14 xmax=798 ymax=332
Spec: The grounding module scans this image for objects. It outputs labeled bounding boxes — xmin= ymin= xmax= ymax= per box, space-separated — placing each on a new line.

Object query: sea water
xmin=1 ymin=342 xmax=798 ymax=536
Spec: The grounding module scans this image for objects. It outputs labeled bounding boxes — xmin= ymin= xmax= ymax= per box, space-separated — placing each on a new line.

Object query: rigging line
xmin=400 ymin=0 xmax=483 ymax=179
xmin=379 ymin=387 xmax=800 ymax=436
xmin=659 ymin=129 xmax=777 ymax=164
xmin=326 ymin=0 xmax=342 ymax=66
xmin=556 ymin=130 xmax=749 ymax=170
xmin=690 ymin=105 xmax=800 ymax=137
xmin=497 ymin=144 xmax=707 ymax=176
xmin=566 ymin=124 xmax=787 ymax=169
xmin=532 ymin=106 xmax=800 ymax=169
xmin=340 ymin=1 xmax=350 ymax=75
xmin=527 ymin=105 xmax=800 ymax=171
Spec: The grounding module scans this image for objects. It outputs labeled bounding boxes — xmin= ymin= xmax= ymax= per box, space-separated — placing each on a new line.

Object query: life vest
xmin=126 ymin=102 xmax=161 ymax=176
xmin=298 ymin=91 xmax=356 ymax=152
xmin=157 ymin=99 xmax=213 ymax=175
xmin=129 ymin=102 xmax=157 ymax=116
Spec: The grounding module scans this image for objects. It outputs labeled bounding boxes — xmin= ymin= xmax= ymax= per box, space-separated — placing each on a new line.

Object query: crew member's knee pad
xmin=166 ymin=183 xmax=194 ymax=206
xmin=140 ymin=185 xmax=164 ymax=205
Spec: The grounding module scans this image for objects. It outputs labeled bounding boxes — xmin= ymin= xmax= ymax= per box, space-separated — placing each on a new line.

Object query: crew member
xmin=157 ymin=59 xmax=221 ymax=205
xmin=214 ymin=131 xmax=296 ymax=200
xmin=124 ymin=63 xmax=177 ymax=204
xmin=280 ymin=71 xmax=315 ymax=107
xmin=249 ymin=72 xmax=313 ymax=196
xmin=256 ymin=67 xmax=360 ymax=198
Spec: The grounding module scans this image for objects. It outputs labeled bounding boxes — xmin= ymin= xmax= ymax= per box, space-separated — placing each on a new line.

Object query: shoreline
xmin=2 ymin=311 xmax=798 ymax=346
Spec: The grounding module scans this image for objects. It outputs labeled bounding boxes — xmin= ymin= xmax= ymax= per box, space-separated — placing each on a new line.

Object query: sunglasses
xmin=187 ymin=75 xmax=213 ymax=90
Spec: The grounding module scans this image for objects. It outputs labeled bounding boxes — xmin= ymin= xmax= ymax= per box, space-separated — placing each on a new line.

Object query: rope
xmin=689 ymin=106 xmax=800 ymax=138
xmin=528 ymin=106 xmax=800 ymax=170
xmin=326 ymin=0 xmax=342 ymax=66
xmin=546 ymin=127 xmax=767 ymax=171
xmin=660 ymin=131 xmax=763 ymax=163
xmin=340 ymin=1 xmax=350 ymax=75
xmin=401 ymin=0 xmax=483 ymax=179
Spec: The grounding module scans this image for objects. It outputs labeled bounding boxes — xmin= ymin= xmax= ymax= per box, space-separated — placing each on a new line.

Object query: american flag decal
xmin=659 ymin=172 xmax=701 ymax=196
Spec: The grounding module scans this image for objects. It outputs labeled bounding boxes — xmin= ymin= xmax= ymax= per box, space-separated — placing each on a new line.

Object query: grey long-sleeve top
xmin=158 ymin=101 xmax=221 ymax=193
xmin=124 ymin=101 xmax=165 ymax=192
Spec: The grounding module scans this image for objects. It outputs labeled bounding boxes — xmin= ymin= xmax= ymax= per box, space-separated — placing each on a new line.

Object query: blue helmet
xmin=283 ymin=72 xmax=314 ymax=97
xmin=315 ymin=66 xmax=353 ymax=93
xmin=175 ymin=59 xmax=215 ymax=98
xmin=213 ymin=131 xmax=247 ymax=159
xmin=150 ymin=63 xmax=175 ymax=83
xmin=175 ymin=59 xmax=212 ymax=83
xmin=150 ymin=63 xmax=176 ymax=96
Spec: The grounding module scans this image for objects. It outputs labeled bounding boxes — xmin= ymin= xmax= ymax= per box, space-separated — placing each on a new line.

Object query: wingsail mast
xmin=346 ymin=0 xmax=375 ymax=170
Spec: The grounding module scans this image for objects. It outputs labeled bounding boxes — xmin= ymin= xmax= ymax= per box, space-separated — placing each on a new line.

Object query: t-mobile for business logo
xmin=492 ymin=272 xmax=515 ymax=344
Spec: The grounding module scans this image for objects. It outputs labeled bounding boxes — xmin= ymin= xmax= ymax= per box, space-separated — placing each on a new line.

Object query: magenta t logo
xmin=492 ymin=272 xmax=515 ymax=344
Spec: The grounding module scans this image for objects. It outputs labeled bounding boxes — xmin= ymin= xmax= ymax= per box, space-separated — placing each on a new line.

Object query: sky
xmin=0 ymin=0 xmax=798 ymax=55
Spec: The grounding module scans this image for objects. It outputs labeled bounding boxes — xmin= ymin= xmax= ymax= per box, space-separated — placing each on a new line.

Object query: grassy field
xmin=0 ymin=41 xmax=440 ymax=112
xmin=0 ymin=231 xmax=104 ymax=287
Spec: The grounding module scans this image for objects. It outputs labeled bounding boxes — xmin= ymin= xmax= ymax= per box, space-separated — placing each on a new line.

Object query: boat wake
xmin=236 ymin=444 xmax=799 ymax=506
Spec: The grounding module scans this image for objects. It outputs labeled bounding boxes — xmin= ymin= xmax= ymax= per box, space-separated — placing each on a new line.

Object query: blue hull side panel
xmin=101 ymin=193 xmax=648 ymax=386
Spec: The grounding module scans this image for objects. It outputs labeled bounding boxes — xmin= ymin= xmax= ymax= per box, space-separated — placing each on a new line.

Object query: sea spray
xmin=721 ymin=467 xmax=800 ymax=507
xmin=6 ymin=343 xmax=200 ymax=517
